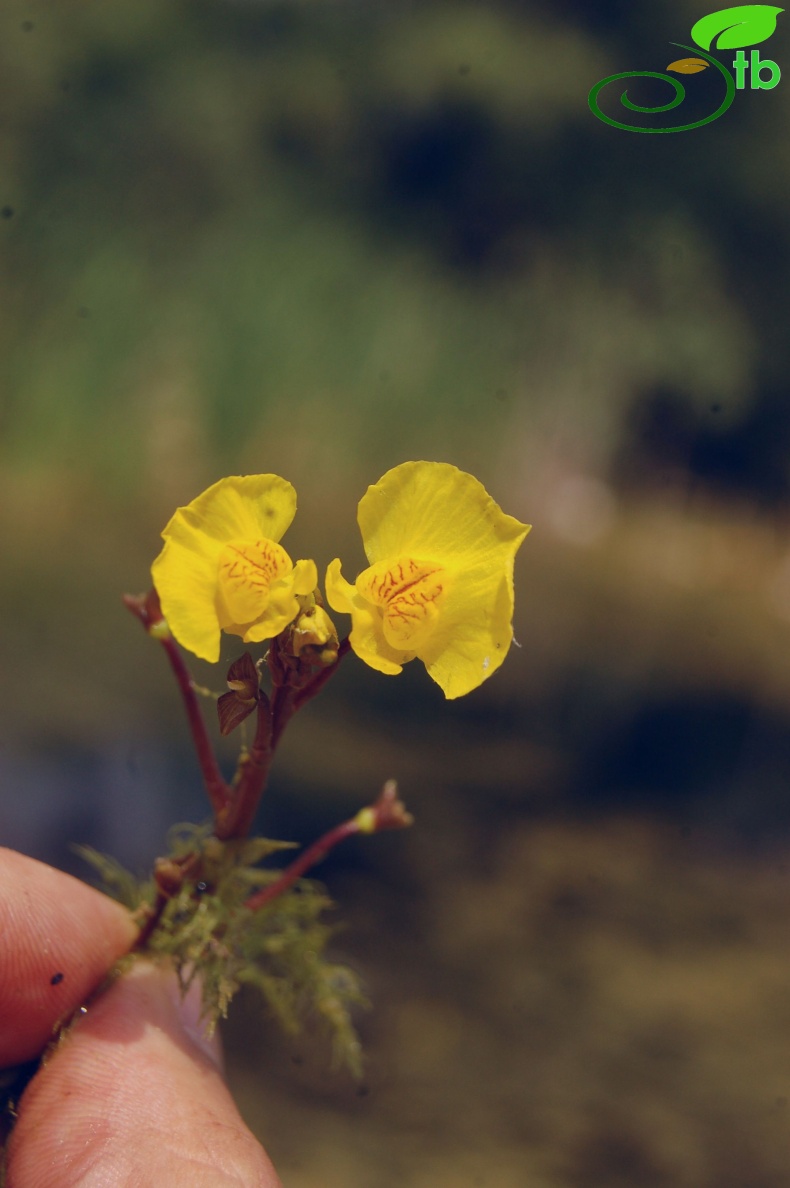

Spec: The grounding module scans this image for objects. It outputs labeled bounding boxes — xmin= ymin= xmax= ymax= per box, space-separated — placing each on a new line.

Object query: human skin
xmin=0 ymin=847 xmax=281 ymax=1187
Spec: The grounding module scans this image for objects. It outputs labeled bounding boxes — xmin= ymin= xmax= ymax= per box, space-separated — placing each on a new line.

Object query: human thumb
xmin=6 ymin=960 xmax=281 ymax=1188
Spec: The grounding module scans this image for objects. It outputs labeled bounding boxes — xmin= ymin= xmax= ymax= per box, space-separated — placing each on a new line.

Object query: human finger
xmin=0 ymin=847 xmax=138 ymax=1066
xmin=6 ymin=960 xmax=281 ymax=1188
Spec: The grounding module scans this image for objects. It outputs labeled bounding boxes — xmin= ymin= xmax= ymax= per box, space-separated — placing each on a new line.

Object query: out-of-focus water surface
xmin=4 ymin=2 xmax=790 ymax=1184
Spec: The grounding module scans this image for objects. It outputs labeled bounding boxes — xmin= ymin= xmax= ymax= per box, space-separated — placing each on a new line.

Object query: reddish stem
xmin=215 ymin=697 xmax=273 ymax=840
xmin=159 ymin=634 xmax=232 ymax=819
xmin=131 ymin=850 xmax=203 ymax=951
xmin=244 ymin=816 xmax=361 ymax=912
xmin=270 ymin=635 xmax=351 ymax=749
xmin=291 ymin=635 xmax=351 ymax=713
xmin=269 ymin=682 xmax=296 ymax=752
xmin=125 ymin=591 xmax=353 ymax=842
xmin=218 ymin=636 xmax=353 ymax=839
xmin=124 ymin=593 xmax=231 ymax=820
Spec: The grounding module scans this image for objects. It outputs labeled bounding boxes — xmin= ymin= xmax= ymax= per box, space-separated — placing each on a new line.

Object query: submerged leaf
xmin=74 ymin=845 xmax=151 ymax=910
xmin=78 ymin=832 xmax=367 ymax=1074
xmin=691 ymin=5 xmax=783 ymax=50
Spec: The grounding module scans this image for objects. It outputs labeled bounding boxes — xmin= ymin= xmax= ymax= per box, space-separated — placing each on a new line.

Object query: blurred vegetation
xmin=3 ymin=0 xmax=784 ymax=500
xmin=3 ymin=1 xmax=790 ymax=1184
xmin=79 ymin=825 xmax=368 ymax=1074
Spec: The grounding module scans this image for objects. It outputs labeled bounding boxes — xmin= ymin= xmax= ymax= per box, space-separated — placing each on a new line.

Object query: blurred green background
xmin=4 ymin=1 xmax=790 ymax=1184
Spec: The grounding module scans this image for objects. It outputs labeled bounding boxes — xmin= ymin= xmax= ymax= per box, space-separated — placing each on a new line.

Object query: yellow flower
xmin=151 ymin=475 xmax=317 ymax=662
xmin=326 ymin=462 xmax=530 ymax=698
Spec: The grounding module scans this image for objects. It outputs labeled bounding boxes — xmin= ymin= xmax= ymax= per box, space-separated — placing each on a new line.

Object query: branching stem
xmin=125 ymin=591 xmax=353 ymax=846
xmin=215 ymin=636 xmax=352 ymax=838
xmin=244 ymin=816 xmax=361 ymax=912
xmin=215 ymin=697 xmax=273 ymax=840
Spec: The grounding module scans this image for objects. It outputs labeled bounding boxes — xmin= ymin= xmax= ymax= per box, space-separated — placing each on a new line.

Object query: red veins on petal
xmin=362 ymin=558 xmax=446 ymax=648
xmin=217 ymin=538 xmax=290 ymax=622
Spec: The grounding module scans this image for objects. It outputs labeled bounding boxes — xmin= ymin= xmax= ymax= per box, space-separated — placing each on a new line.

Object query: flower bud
xmin=354 ymin=780 xmax=414 ymax=834
xmin=280 ymin=592 xmax=339 ymax=669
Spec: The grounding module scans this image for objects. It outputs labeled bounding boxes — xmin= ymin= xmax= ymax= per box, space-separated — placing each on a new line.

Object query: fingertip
xmin=7 ymin=960 xmax=281 ymax=1188
xmin=0 ymin=847 xmax=139 ymax=1065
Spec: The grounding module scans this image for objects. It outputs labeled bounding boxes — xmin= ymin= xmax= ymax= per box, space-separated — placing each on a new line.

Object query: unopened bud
xmin=123 ymin=588 xmax=170 ymax=637
xmin=354 ymin=780 xmax=414 ymax=834
xmin=280 ymin=594 xmax=340 ymax=671
xmin=154 ymin=857 xmax=186 ymax=897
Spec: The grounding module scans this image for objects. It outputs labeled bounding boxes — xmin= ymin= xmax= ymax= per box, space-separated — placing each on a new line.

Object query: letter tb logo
xmin=732 ymin=47 xmax=781 ymax=86
xmin=588 ymin=4 xmax=783 ymax=132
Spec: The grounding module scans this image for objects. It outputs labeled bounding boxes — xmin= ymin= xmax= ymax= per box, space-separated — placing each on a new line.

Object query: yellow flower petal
xmin=161 ymin=474 xmax=297 ymax=559
xmin=151 ymin=537 xmax=222 ymax=662
xmin=345 ymin=598 xmax=406 ymax=676
xmin=292 ymin=558 xmax=319 ymax=596
xmin=328 ymin=462 xmax=529 ymax=696
xmin=356 ymin=557 xmax=449 ymax=651
xmin=418 ymin=571 xmax=515 ymax=698
xmin=217 ymin=539 xmax=292 ymax=624
xmin=151 ymin=474 xmax=310 ymax=661
xmin=326 ymin=559 xmax=405 ymax=674
xmin=358 ymin=461 xmax=526 ymax=565
xmin=241 ymin=561 xmax=316 ymax=642
xmin=325 ymin=558 xmax=355 ymax=614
